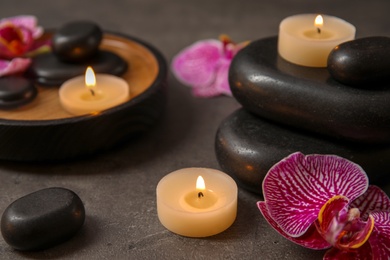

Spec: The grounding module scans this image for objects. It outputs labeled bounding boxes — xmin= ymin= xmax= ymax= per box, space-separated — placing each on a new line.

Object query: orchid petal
xmin=0 ymin=58 xmax=31 ymax=77
xmin=172 ymin=39 xmax=221 ymax=88
xmin=1 ymin=15 xmax=43 ymax=39
xmin=212 ymin=58 xmax=232 ymax=96
xmin=262 ymin=152 xmax=369 ymax=237
xmin=257 ymin=201 xmax=331 ymax=249
xmin=324 ymin=242 xmax=372 ymax=260
xmin=369 ymin=211 xmax=390 ymax=259
xmin=350 ymin=185 xmax=390 ymax=220
xmin=192 ymin=58 xmax=232 ymax=97
xmin=18 ymin=26 xmax=34 ymax=45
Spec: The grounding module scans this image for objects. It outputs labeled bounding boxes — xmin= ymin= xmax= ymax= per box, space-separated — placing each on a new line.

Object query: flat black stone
xmin=1 ymin=187 xmax=85 ymax=251
xmin=0 ymin=76 xmax=37 ymax=109
xmin=52 ymin=21 xmax=103 ymax=63
xmin=215 ymin=109 xmax=390 ymax=195
xmin=28 ymin=50 xmax=128 ymax=86
xmin=328 ymin=36 xmax=390 ymax=87
xmin=229 ymin=36 xmax=390 ymax=144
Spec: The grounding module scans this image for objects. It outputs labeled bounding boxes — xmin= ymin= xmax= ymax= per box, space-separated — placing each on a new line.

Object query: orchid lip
xmin=317 ymin=195 xmax=375 ymax=250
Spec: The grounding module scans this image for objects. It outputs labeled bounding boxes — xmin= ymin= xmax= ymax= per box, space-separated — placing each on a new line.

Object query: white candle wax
xmin=156 ymin=168 xmax=238 ymax=237
xmin=59 ymin=71 xmax=129 ymax=116
xmin=278 ymin=14 xmax=356 ymax=67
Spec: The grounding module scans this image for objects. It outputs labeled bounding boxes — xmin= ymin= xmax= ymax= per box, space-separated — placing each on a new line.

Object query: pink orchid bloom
xmin=171 ymin=35 xmax=248 ymax=98
xmin=257 ymin=152 xmax=390 ymax=260
xmin=0 ymin=15 xmax=45 ymax=77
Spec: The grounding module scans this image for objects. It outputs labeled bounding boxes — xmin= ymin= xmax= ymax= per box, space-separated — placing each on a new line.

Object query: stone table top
xmin=0 ymin=0 xmax=389 ymax=259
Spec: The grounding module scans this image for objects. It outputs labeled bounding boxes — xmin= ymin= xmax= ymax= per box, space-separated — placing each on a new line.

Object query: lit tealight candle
xmin=278 ymin=14 xmax=356 ymax=67
xmin=156 ymin=168 xmax=238 ymax=237
xmin=59 ymin=67 xmax=129 ymax=115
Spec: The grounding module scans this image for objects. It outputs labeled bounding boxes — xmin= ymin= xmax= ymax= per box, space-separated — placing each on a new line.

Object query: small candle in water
xmin=59 ymin=67 xmax=129 ymax=116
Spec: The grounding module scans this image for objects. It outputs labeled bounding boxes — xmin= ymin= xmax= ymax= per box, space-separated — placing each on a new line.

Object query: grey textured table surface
xmin=0 ymin=0 xmax=389 ymax=259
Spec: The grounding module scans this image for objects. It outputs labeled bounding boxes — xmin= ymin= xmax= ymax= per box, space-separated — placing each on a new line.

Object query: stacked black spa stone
xmin=215 ymin=36 xmax=390 ymax=195
xmin=29 ymin=21 xmax=127 ymax=86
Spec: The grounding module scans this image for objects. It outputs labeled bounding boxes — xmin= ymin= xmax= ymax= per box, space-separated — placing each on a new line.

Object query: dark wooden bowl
xmin=0 ymin=32 xmax=167 ymax=161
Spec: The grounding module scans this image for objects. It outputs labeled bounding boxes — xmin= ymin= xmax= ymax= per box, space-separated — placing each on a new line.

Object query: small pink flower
xmin=0 ymin=15 xmax=46 ymax=77
xmin=172 ymin=35 xmax=248 ymax=98
xmin=257 ymin=152 xmax=390 ymax=260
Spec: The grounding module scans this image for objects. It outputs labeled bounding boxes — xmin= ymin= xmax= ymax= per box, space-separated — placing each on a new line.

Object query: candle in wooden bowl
xmin=59 ymin=67 xmax=129 ymax=115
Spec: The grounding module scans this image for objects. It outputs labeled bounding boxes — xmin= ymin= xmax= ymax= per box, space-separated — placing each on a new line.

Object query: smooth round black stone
xmin=28 ymin=50 xmax=128 ymax=86
xmin=0 ymin=76 xmax=37 ymax=109
xmin=215 ymin=109 xmax=390 ymax=195
xmin=328 ymin=36 xmax=390 ymax=87
xmin=52 ymin=21 xmax=103 ymax=63
xmin=229 ymin=36 xmax=390 ymax=144
xmin=1 ymin=187 xmax=85 ymax=251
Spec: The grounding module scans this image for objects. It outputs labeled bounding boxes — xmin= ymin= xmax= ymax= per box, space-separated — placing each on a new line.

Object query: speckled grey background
xmin=0 ymin=0 xmax=389 ymax=259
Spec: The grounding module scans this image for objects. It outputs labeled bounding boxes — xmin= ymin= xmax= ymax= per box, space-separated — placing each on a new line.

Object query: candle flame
xmin=85 ymin=66 xmax=96 ymax=88
xmin=196 ymin=176 xmax=206 ymax=190
xmin=315 ymin=15 xmax=324 ymax=27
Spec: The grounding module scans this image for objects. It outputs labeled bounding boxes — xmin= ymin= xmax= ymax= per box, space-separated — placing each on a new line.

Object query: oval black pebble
xmin=53 ymin=21 xmax=103 ymax=63
xmin=328 ymin=36 xmax=390 ymax=87
xmin=0 ymin=76 xmax=37 ymax=109
xmin=215 ymin=109 xmax=390 ymax=195
xmin=1 ymin=187 xmax=85 ymax=251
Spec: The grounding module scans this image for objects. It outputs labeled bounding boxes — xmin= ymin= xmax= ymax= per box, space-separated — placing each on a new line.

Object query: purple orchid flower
xmin=0 ymin=15 xmax=46 ymax=77
xmin=171 ymin=35 xmax=248 ymax=98
xmin=257 ymin=152 xmax=390 ymax=260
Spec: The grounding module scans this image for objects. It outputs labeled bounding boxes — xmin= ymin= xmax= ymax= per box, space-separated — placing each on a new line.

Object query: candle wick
xmin=89 ymin=88 xmax=95 ymax=96
xmin=317 ymin=27 xmax=321 ymax=34
xmin=198 ymin=192 xmax=204 ymax=198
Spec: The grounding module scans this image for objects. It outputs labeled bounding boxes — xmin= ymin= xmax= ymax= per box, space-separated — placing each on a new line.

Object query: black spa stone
xmin=215 ymin=109 xmax=390 ymax=195
xmin=1 ymin=187 xmax=85 ymax=251
xmin=0 ymin=76 xmax=37 ymax=109
xmin=328 ymin=36 xmax=390 ymax=87
xmin=29 ymin=50 xmax=128 ymax=86
xmin=52 ymin=21 xmax=103 ymax=63
xmin=229 ymin=36 xmax=390 ymax=144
